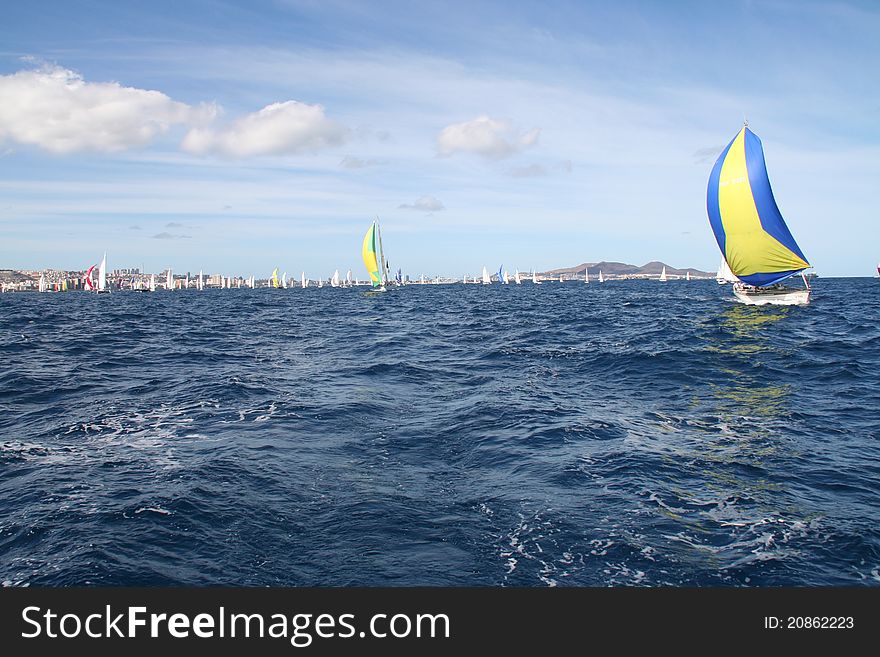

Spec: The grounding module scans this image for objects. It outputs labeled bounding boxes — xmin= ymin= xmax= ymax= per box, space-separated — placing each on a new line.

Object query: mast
xmin=375 ymin=217 xmax=388 ymax=286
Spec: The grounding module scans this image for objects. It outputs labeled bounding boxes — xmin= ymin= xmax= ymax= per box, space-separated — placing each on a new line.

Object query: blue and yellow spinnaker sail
xmin=362 ymin=222 xmax=382 ymax=287
xmin=707 ymin=126 xmax=809 ymax=287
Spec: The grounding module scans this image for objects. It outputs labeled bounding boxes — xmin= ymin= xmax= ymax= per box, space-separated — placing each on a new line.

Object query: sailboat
xmin=84 ymin=264 xmax=97 ymax=291
xmin=97 ymin=252 xmax=110 ymax=293
xmin=482 ymin=266 xmax=491 ymax=285
xmin=166 ymin=268 xmax=174 ymax=291
xmin=331 ymin=270 xmax=340 ymax=287
xmin=38 ymin=272 xmax=47 ymax=293
xmin=686 ymin=271 xmax=691 ymax=281
xmin=715 ymin=256 xmax=738 ymax=285
xmin=420 ymin=274 xmax=425 ymax=285
xmin=198 ymin=270 xmax=204 ymax=291
xmin=149 ymin=274 xmax=156 ymax=292
xmin=659 ymin=266 xmax=667 ymax=282
xmin=271 ymin=268 xmax=280 ymax=289
xmin=185 ymin=274 xmax=190 ymax=289
xmin=503 ymin=269 xmax=510 ymax=284
xmin=396 ymin=269 xmax=403 ymax=286
xmin=346 ymin=269 xmax=353 ymax=287
xmin=707 ymin=124 xmax=811 ymax=305
xmin=598 ymin=271 xmax=604 ymax=283
xmin=514 ymin=269 xmax=522 ymax=285
xmin=362 ymin=219 xmax=390 ymax=292
xmin=301 ymin=272 xmax=308 ymax=288
xmin=584 ymin=267 xmax=589 ymax=284
xmin=532 ymin=269 xmax=540 ymax=285
xmin=281 ymin=272 xmax=288 ymax=289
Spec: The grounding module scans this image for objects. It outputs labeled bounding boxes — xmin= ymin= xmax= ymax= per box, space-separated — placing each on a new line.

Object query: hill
xmin=540 ymin=261 xmax=714 ymax=278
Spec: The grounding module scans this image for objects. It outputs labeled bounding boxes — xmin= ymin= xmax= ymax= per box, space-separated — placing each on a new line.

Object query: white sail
xmin=149 ymin=274 xmax=156 ymax=292
xmin=482 ymin=266 xmax=491 ymax=285
xmin=318 ymin=277 xmax=323 ymax=288
xmin=503 ymin=270 xmax=510 ymax=284
xmin=659 ymin=266 xmax=667 ymax=282
xmin=198 ymin=270 xmax=204 ymax=291
xmin=584 ymin=267 xmax=589 ymax=284
xmin=532 ymin=269 xmax=540 ymax=284
xmin=346 ymin=269 xmax=353 ymax=286
xmin=598 ymin=271 xmax=604 ymax=283
xmin=716 ymin=256 xmax=738 ymax=284
xmin=282 ymin=272 xmax=288 ymax=289
xmin=185 ymin=274 xmax=189 ymax=289
xmin=98 ymin=253 xmax=107 ymax=291
xmin=38 ymin=272 xmax=47 ymax=292
xmin=331 ymin=270 xmax=340 ymax=287
xmin=515 ymin=269 xmax=522 ymax=284
xmin=686 ymin=271 xmax=691 ymax=281
xmin=166 ymin=268 xmax=173 ymax=290
xmin=301 ymin=272 xmax=308 ymax=288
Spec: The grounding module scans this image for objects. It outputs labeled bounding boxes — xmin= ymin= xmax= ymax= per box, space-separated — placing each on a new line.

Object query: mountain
xmin=540 ymin=261 xmax=714 ymax=278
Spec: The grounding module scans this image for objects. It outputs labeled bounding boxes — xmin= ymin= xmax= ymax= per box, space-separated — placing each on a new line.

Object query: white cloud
xmin=0 ymin=64 xmax=211 ymax=154
xmin=398 ymin=195 xmax=445 ymax=212
xmin=436 ymin=115 xmax=540 ymax=159
xmin=508 ymin=163 xmax=547 ymax=178
xmin=181 ymin=101 xmax=347 ymax=157
xmin=340 ymin=155 xmax=383 ymax=169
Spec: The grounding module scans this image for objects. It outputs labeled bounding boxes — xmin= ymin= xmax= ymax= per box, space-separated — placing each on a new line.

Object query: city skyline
xmin=1 ymin=0 xmax=877 ymax=277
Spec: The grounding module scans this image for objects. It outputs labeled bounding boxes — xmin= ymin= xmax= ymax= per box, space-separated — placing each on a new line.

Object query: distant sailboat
xmin=282 ymin=272 xmax=288 ymax=289
xmin=532 ymin=269 xmax=540 ymax=285
xmin=715 ymin=256 xmax=738 ymax=285
xmin=166 ymin=268 xmax=174 ymax=291
xmin=331 ymin=270 xmax=340 ymax=288
xmin=84 ymin=264 xmax=97 ymax=291
xmin=97 ymin=252 xmax=109 ymax=293
xmin=707 ymin=124 xmax=811 ymax=305
xmin=584 ymin=267 xmax=589 ymax=284
xmin=482 ymin=266 xmax=491 ymax=285
xmin=149 ymin=274 xmax=156 ymax=292
xmin=514 ymin=269 xmax=522 ymax=285
xmin=420 ymin=274 xmax=425 ymax=285
xmin=346 ymin=269 xmax=353 ymax=287
xmin=686 ymin=271 xmax=691 ymax=281
xmin=598 ymin=271 xmax=604 ymax=283
xmin=361 ymin=218 xmax=389 ymax=291
xmin=659 ymin=266 xmax=667 ymax=282
xmin=198 ymin=270 xmax=204 ymax=291
xmin=185 ymin=274 xmax=190 ymax=289
xmin=301 ymin=272 xmax=308 ymax=288
xmin=38 ymin=272 xmax=47 ymax=293
xmin=271 ymin=268 xmax=280 ymax=289
xmin=396 ymin=268 xmax=403 ymax=286
xmin=503 ymin=269 xmax=510 ymax=284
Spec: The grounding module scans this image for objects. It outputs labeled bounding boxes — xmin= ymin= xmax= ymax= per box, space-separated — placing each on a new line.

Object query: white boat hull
xmin=732 ymin=284 xmax=810 ymax=306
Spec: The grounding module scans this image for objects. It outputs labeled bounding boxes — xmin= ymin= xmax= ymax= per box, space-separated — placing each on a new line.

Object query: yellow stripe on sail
xmin=361 ymin=223 xmax=381 ymax=285
xmin=718 ymin=129 xmax=809 ymax=278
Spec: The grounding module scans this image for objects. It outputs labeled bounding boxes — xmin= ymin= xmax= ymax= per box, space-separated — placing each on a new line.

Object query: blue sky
xmin=0 ymin=0 xmax=877 ymax=278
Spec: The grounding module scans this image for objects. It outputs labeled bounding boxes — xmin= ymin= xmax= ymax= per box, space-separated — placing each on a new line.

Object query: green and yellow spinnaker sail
xmin=362 ymin=222 xmax=382 ymax=287
xmin=707 ymin=126 xmax=809 ymax=286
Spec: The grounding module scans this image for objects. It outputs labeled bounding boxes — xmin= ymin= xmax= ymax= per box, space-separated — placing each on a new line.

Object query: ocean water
xmin=1 ymin=278 xmax=879 ymax=587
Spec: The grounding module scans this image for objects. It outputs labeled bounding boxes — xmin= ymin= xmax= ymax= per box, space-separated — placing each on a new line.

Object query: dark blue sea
xmin=2 ymin=278 xmax=879 ymax=587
